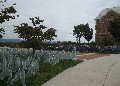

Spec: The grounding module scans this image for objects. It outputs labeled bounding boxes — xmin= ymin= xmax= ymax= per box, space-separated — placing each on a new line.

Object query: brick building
xmin=95 ymin=7 xmax=120 ymax=44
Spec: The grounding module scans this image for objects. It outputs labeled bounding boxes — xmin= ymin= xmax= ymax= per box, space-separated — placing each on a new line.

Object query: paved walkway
xmin=42 ymin=54 xmax=120 ymax=86
xmin=76 ymin=53 xmax=110 ymax=60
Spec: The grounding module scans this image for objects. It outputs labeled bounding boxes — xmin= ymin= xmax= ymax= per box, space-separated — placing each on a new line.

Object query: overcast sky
xmin=1 ymin=0 xmax=119 ymax=42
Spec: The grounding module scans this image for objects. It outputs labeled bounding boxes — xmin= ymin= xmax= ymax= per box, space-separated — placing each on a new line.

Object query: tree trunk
xmin=76 ymin=34 xmax=78 ymax=44
xmin=88 ymin=41 xmax=89 ymax=44
xmin=78 ymin=37 xmax=81 ymax=43
xmin=77 ymin=37 xmax=78 ymax=43
xmin=118 ymin=41 xmax=120 ymax=46
xmin=33 ymin=48 xmax=35 ymax=55
xmin=76 ymin=37 xmax=78 ymax=44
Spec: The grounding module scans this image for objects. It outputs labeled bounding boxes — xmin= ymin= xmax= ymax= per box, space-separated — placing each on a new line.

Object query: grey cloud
xmin=1 ymin=0 xmax=119 ymax=42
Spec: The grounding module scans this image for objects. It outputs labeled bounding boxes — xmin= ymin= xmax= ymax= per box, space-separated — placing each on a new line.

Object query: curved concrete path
xmin=42 ymin=54 xmax=120 ymax=86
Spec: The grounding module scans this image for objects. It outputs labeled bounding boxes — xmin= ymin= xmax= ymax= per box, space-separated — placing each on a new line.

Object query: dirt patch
xmin=76 ymin=53 xmax=110 ymax=60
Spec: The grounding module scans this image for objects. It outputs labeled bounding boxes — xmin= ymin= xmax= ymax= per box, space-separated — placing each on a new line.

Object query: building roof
xmin=95 ymin=6 xmax=120 ymax=20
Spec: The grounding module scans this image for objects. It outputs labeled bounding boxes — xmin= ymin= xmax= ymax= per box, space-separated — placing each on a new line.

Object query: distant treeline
xmin=0 ymin=41 xmax=96 ymax=48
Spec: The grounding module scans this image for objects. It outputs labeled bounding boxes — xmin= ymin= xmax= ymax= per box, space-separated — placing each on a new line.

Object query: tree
xmin=0 ymin=28 xmax=5 ymax=38
xmin=108 ymin=19 xmax=120 ymax=45
xmin=83 ymin=23 xmax=93 ymax=43
xmin=73 ymin=23 xmax=93 ymax=43
xmin=101 ymin=35 xmax=115 ymax=46
xmin=44 ymin=28 xmax=57 ymax=41
xmin=0 ymin=0 xmax=17 ymax=38
xmin=14 ymin=17 xmax=57 ymax=53
xmin=73 ymin=24 xmax=84 ymax=43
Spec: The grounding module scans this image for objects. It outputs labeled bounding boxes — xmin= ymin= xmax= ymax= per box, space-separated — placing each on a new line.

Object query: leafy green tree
xmin=14 ymin=17 xmax=57 ymax=53
xmin=73 ymin=24 xmax=84 ymax=43
xmin=44 ymin=28 xmax=57 ymax=41
xmin=73 ymin=23 xmax=93 ymax=43
xmin=102 ymin=35 xmax=115 ymax=46
xmin=83 ymin=23 xmax=93 ymax=43
xmin=0 ymin=28 xmax=5 ymax=38
xmin=0 ymin=0 xmax=17 ymax=38
xmin=108 ymin=19 xmax=120 ymax=45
